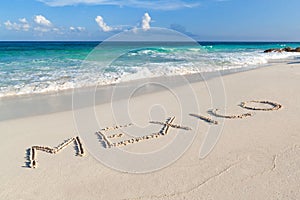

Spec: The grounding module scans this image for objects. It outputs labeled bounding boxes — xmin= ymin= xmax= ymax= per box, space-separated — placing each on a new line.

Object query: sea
xmin=1 ymin=41 xmax=300 ymax=98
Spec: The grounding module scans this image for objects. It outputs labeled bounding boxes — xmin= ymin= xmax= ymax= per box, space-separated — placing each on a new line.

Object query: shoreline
xmin=0 ymin=56 xmax=292 ymax=121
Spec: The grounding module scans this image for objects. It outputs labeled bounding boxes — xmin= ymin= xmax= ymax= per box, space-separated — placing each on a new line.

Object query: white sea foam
xmin=0 ymin=48 xmax=299 ymax=98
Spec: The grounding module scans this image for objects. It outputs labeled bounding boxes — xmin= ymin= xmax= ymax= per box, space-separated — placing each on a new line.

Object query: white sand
xmin=0 ymin=62 xmax=300 ymax=199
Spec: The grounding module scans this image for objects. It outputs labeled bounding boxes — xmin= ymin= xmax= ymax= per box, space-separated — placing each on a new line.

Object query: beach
xmin=2 ymin=0 xmax=300 ymax=198
xmin=0 ymin=60 xmax=299 ymax=199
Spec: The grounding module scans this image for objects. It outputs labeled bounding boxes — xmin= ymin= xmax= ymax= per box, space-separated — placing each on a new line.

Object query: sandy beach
xmin=0 ymin=61 xmax=300 ymax=200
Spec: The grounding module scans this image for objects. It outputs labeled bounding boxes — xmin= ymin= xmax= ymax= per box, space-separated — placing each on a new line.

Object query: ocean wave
xmin=0 ymin=44 xmax=300 ymax=98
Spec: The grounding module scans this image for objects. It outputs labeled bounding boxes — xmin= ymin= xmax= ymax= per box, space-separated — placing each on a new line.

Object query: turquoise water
xmin=0 ymin=41 xmax=300 ymax=98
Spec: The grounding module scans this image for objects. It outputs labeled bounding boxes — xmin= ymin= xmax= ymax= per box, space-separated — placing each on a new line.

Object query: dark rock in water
xmin=283 ymin=47 xmax=292 ymax=52
xmin=264 ymin=48 xmax=275 ymax=53
xmin=263 ymin=49 xmax=272 ymax=53
xmin=294 ymin=47 xmax=300 ymax=52
xmin=264 ymin=46 xmax=300 ymax=53
xmin=264 ymin=48 xmax=282 ymax=53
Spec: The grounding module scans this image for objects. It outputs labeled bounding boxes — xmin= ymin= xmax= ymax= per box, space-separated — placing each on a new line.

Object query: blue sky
xmin=0 ymin=0 xmax=300 ymax=41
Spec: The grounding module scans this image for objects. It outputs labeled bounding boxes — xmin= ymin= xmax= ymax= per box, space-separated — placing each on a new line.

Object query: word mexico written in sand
xmin=210 ymin=109 xmax=254 ymax=119
xmin=96 ymin=116 xmax=192 ymax=148
xmin=26 ymin=100 xmax=282 ymax=169
xmin=28 ymin=136 xmax=84 ymax=169
xmin=240 ymin=100 xmax=282 ymax=111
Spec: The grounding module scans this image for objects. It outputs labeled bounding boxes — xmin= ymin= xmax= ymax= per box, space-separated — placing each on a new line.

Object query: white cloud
xmin=93 ymin=12 xmax=152 ymax=33
xmin=142 ymin=12 xmax=151 ymax=31
xmin=33 ymin=26 xmax=50 ymax=32
xmin=4 ymin=18 xmax=30 ymax=31
xmin=77 ymin=26 xmax=85 ymax=31
xmin=34 ymin=15 xmax=52 ymax=27
xmin=52 ymin=27 xmax=60 ymax=32
xmin=33 ymin=26 xmax=61 ymax=34
xmin=33 ymin=15 xmax=55 ymax=33
xmin=95 ymin=16 xmax=114 ymax=32
xmin=4 ymin=21 xmax=14 ymax=30
xmin=70 ymin=26 xmax=86 ymax=32
xmin=37 ymin=0 xmax=199 ymax=10
xmin=19 ymin=18 xmax=28 ymax=23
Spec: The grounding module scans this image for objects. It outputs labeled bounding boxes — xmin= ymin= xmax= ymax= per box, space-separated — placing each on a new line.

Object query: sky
xmin=0 ymin=0 xmax=300 ymax=41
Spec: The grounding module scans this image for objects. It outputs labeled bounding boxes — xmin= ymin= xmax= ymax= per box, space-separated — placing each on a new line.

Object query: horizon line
xmin=0 ymin=40 xmax=300 ymax=43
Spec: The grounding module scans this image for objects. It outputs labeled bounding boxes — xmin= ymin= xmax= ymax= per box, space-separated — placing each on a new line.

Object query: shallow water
xmin=0 ymin=41 xmax=299 ymax=98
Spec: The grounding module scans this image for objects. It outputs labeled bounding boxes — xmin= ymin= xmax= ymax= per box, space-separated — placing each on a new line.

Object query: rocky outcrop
xmin=295 ymin=47 xmax=300 ymax=52
xmin=264 ymin=48 xmax=282 ymax=53
xmin=264 ymin=47 xmax=300 ymax=53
